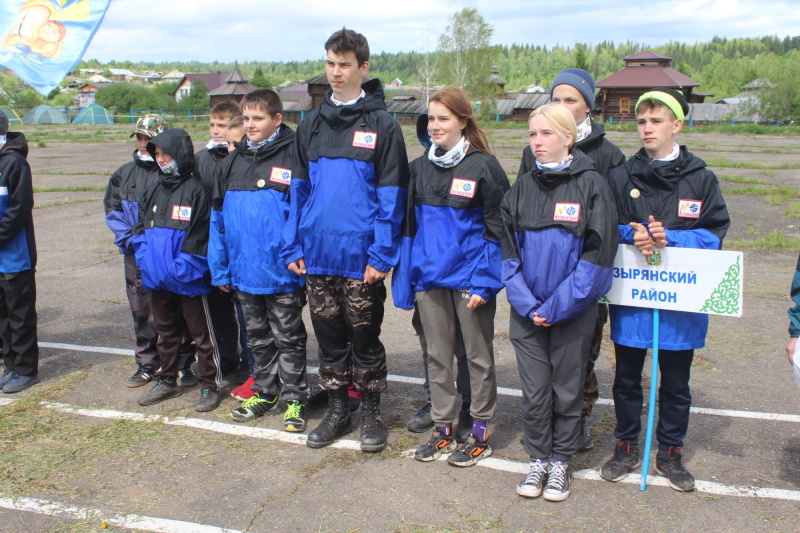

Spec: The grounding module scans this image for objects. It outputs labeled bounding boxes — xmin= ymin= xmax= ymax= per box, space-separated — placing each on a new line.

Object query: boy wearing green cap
xmin=600 ymin=88 xmax=730 ymax=492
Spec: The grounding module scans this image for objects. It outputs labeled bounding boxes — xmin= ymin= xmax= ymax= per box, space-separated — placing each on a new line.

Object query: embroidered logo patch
xmin=171 ymin=205 xmax=192 ymax=221
xmin=270 ymin=167 xmax=291 ymax=185
xmin=450 ymin=178 xmax=477 ymax=198
xmin=554 ymin=203 xmax=581 ymax=222
xmin=678 ymin=199 xmax=702 ymax=218
xmin=352 ymin=131 xmax=377 ymax=149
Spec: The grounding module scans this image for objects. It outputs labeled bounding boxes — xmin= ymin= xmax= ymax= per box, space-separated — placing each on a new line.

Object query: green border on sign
xmin=699 ymin=256 xmax=742 ymax=315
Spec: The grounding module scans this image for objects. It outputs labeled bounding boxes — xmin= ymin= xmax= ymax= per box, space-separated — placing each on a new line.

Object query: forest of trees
xmin=76 ymin=34 xmax=800 ymax=100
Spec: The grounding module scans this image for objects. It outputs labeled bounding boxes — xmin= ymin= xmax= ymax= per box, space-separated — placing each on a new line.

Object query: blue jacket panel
xmin=214 ymin=189 xmax=302 ymax=294
xmin=0 ymin=132 xmax=35 ymax=273
xmin=501 ymin=151 xmax=618 ymax=324
xmin=133 ymin=226 xmax=210 ymax=295
xmin=789 ymin=253 xmax=800 ymax=337
xmin=608 ymin=147 xmax=730 ymax=349
xmin=281 ymin=79 xmax=409 ymax=279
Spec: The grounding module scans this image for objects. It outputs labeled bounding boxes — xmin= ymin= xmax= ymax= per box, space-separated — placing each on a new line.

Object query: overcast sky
xmin=83 ymin=0 xmax=800 ymax=64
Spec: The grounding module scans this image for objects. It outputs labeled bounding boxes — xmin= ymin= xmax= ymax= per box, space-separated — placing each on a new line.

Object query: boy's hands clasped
xmin=630 ymin=215 xmax=668 ymax=256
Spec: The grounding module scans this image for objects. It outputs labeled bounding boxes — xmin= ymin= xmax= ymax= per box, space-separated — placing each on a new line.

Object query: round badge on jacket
xmin=630 ymin=189 xmax=641 ymax=199
xmin=256 ymin=179 xmax=266 ymax=188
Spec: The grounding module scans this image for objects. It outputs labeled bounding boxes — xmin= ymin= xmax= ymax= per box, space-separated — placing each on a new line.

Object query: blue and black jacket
xmin=392 ymin=120 xmax=509 ymax=309
xmin=132 ymin=129 xmax=212 ymax=296
xmin=104 ymin=148 xmax=160 ymax=255
xmin=280 ymin=79 xmax=409 ymax=279
xmin=501 ymin=150 xmax=618 ymax=324
xmin=0 ymin=132 xmax=36 ymax=273
xmin=608 ymin=146 xmax=730 ymax=350
xmin=208 ymin=124 xmax=303 ymax=295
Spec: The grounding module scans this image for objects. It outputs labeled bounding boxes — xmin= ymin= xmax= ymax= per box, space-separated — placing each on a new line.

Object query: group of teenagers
xmin=102 ymin=28 xmax=731 ymax=502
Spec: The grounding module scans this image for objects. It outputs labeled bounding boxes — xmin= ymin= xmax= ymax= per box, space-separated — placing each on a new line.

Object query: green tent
xmin=22 ymin=105 xmax=68 ymax=125
xmin=73 ymin=103 xmax=114 ymax=124
xmin=0 ymin=106 xmax=22 ymax=125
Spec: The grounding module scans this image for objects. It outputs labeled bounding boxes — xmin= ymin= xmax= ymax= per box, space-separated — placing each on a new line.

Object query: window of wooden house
xmin=620 ymin=98 xmax=631 ymax=114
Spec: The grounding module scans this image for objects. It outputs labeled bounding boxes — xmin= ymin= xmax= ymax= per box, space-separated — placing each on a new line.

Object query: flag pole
xmin=640 ymin=308 xmax=660 ymax=490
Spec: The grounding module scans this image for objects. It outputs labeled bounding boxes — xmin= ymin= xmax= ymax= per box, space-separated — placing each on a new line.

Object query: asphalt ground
xmin=0 ymin=128 xmax=799 ymax=532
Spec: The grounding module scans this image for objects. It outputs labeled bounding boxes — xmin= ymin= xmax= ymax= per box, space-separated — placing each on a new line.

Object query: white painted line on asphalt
xmin=19 ymin=400 xmax=800 ymax=503
xmin=39 ymin=341 xmax=800 ymax=423
xmin=0 ymin=495 xmax=242 ymax=533
xmin=42 ymin=401 xmax=363 ymax=451
xmin=0 ymin=398 xmax=15 ymax=406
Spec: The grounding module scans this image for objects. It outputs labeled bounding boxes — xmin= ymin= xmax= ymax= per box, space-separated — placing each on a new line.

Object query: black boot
xmin=307 ymin=387 xmax=352 ymax=449
xmin=360 ymin=391 xmax=387 ymax=452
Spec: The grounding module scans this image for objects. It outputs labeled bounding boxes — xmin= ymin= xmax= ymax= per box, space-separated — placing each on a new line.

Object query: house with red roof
xmin=596 ymin=51 xmax=706 ymax=121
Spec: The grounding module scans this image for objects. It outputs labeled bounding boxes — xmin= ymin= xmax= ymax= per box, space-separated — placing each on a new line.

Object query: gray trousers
xmin=416 ymin=289 xmax=497 ymax=426
xmin=412 ymin=306 xmax=471 ymax=402
xmin=511 ymin=303 xmax=597 ymax=462
xmin=237 ymin=289 xmax=308 ymax=401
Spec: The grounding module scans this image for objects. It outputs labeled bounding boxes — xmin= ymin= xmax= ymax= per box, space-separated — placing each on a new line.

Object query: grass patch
xmin=728 ymin=231 xmax=800 ymax=252
xmin=785 ymin=202 xmax=800 ymax=218
xmin=717 ymin=174 xmax=766 ymax=184
xmin=705 ymin=157 xmax=800 ymax=169
xmin=34 ymin=185 xmax=106 ymax=193
xmin=35 ymin=197 xmax=99 ymax=209
xmin=725 ymin=186 xmax=800 ymax=205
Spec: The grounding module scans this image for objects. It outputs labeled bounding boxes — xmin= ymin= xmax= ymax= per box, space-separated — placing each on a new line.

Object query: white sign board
xmin=602 ymin=244 xmax=743 ymax=317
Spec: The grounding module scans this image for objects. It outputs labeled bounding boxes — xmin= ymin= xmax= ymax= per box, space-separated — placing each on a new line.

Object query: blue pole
xmin=640 ymin=308 xmax=660 ymax=490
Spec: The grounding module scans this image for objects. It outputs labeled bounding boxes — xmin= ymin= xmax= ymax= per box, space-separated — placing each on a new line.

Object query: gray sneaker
xmin=655 ymin=446 xmax=695 ymax=492
xmin=0 ymin=370 xmax=16 ymax=389
xmin=196 ymin=388 xmax=221 ymax=412
xmin=543 ymin=460 xmax=571 ymax=502
xmin=516 ymin=458 xmax=549 ymax=498
xmin=138 ymin=377 xmax=182 ymax=406
xmin=3 ymin=373 xmax=40 ymax=393
xmin=406 ymin=401 xmax=433 ymax=433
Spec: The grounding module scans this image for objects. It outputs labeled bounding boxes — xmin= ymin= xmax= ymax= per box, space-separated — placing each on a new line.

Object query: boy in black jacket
xmin=194 ymin=101 xmax=245 ymax=378
xmin=0 ymin=114 xmax=40 ymax=393
xmin=132 ymin=128 xmax=222 ymax=412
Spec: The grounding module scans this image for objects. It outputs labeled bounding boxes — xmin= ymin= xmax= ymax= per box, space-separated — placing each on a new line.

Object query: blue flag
xmin=0 ymin=0 xmax=111 ymax=95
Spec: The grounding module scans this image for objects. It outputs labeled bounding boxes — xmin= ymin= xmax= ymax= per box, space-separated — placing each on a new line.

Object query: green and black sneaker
xmin=283 ymin=399 xmax=307 ymax=432
xmin=230 ymin=392 xmax=278 ymax=422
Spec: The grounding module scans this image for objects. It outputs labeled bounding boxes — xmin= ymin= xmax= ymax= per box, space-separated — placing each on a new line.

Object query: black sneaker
xmin=655 ymin=446 xmax=695 ymax=492
xmin=414 ymin=429 xmax=457 ymax=462
xmin=576 ymin=416 xmax=594 ymax=452
xmin=543 ymin=460 xmax=571 ymax=502
xmin=127 ymin=369 xmax=153 ymax=388
xmin=138 ymin=377 xmax=182 ymax=406
xmin=196 ymin=388 xmax=221 ymax=412
xmin=455 ymin=408 xmax=473 ymax=443
xmin=178 ymin=367 xmax=198 ymax=387
xmin=600 ymin=440 xmax=641 ymax=482
xmin=447 ymin=435 xmax=492 ymax=467
xmin=230 ymin=392 xmax=278 ymax=422
xmin=516 ymin=458 xmax=549 ymax=498
xmin=406 ymin=401 xmax=433 ymax=433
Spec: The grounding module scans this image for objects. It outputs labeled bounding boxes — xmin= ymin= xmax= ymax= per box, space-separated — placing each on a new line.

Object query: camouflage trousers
xmin=582 ymin=303 xmax=609 ymax=417
xmin=236 ymin=289 xmax=309 ymax=401
xmin=306 ymin=275 xmax=388 ymax=393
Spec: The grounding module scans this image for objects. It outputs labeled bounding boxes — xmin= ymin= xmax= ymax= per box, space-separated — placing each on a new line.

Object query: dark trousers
xmin=512 ymin=303 xmax=596 ymax=462
xmin=207 ymin=288 xmax=243 ymax=371
xmin=0 ymin=269 xmax=39 ymax=377
xmin=582 ymin=302 xmax=608 ymax=417
xmin=123 ymin=255 xmax=158 ymax=371
xmin=150 ymin=291 xmax=220 ymax=390
xmin=612 ymin=343 xmax=694 ymax=449
xmin=412 ymin=306 xmax=471 ymax=403
xmin=306 ymin=275 xmax=387 ymax=393
xmin=237 ymin=289 xmax=308 ymax=401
